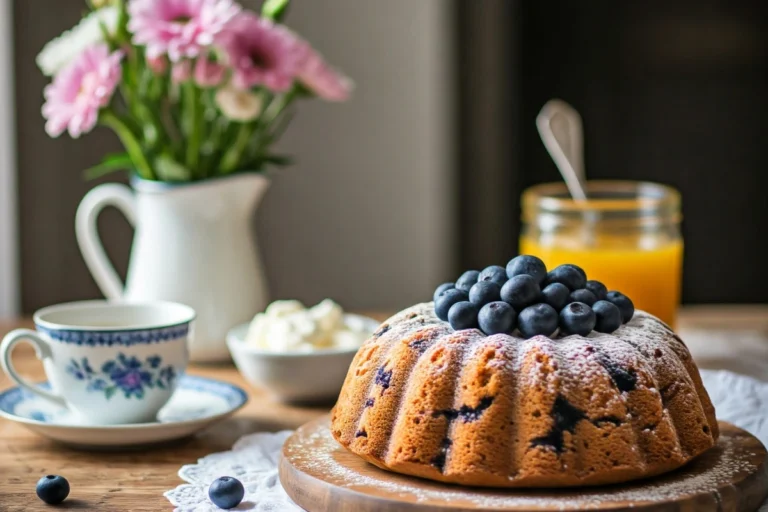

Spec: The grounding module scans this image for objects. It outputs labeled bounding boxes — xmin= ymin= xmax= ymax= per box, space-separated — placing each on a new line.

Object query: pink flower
xmin=298 ymin=47 xmax=353 ymax=102
xmin=146 ymin=54 xmax=168 ymax=75
xmin=171 ymin=60 xmax=192 ymax=83
xmin=194 ymin=54 xmax=225 ymax=87
xmin=217 ymin=12 xmax=305 ymax=91
xmin=128 ymin=0 xmax=240 ymax=62
xmin=42 ymin=43 xmax=123 ymax=138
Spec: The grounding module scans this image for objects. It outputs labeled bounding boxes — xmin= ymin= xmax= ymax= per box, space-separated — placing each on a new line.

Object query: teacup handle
xmin=0 ymin=329 xmax=67 ymax=408
xmin=75 ymin=183 xmax=136 ymax=300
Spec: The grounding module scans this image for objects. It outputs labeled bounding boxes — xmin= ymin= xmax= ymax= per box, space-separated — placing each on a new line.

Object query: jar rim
xmin=522 ymin=180 xmax=680 ymax=213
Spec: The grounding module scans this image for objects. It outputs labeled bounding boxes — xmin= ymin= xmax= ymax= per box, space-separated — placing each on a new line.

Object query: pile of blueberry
xmin=433 ymin=255 xmax=634 ymax=338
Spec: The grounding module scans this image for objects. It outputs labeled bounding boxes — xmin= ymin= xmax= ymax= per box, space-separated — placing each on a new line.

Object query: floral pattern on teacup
xmin=66 ymin=353 xmax=177 ymax=400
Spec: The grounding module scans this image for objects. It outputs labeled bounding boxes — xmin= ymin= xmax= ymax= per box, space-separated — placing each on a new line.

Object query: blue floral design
xmin=66 ymin=353 xmax=178 ymax=400
xmin=65 ymin=357 xmax=95 ymax=381
xmin=29 ymin=411 xmax=51 ymax=422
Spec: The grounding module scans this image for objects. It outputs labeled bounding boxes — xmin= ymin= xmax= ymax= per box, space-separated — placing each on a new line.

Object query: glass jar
xmin=520 ymin=181 xmax=682 ymax=327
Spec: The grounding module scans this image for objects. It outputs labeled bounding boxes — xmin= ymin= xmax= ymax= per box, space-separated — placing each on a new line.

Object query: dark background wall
xmin=458 ymin=0 xmax=768 ymax=304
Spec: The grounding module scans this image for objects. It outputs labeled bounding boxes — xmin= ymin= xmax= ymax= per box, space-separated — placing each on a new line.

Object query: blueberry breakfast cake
xmin=331 ymin=256 xmax=717 ymax=487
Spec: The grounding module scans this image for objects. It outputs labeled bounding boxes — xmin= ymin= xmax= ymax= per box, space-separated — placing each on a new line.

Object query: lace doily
xmin=165 ymin=370 xmax=768 ymax=511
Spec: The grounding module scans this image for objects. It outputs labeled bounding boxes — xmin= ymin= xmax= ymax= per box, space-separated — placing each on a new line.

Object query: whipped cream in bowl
xmin=226 ymin=300 xmax=378 ymax=404
xmin=244 ymin=299 xmax=373 ymax=353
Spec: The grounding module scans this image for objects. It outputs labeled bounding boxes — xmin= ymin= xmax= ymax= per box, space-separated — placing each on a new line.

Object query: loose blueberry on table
xmin=36 ymin=475 xmax=70 ymax=505
xmin=209 ymin=476 xmax=245 ymax=509
xmin=432 ymin=255 xmax=635 ymax=338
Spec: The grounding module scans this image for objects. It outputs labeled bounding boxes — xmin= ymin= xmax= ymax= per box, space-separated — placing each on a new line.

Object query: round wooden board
xmin=279 ymin=417 xmax=768 ymax=512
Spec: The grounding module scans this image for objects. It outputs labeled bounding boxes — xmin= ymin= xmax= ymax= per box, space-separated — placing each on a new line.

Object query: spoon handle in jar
xmin=536 ymin=99 xmax=588 ymax=201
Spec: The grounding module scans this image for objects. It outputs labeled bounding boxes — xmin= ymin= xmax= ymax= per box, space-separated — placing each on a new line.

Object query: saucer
xmin=0 ymin=375 xmax=247 ymax=449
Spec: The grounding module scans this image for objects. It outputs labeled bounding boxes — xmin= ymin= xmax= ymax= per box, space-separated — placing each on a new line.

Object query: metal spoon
xmin=536 ymin=99 xmax=588 ymax=201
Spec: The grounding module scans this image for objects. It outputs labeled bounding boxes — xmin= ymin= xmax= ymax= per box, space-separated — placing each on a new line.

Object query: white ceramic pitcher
xmin=76 ymin=173 xmax=270 ymax=362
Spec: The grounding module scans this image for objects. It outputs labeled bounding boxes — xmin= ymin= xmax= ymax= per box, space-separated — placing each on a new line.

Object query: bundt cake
xmin=330 ymin=303 xmax=718 ymax=487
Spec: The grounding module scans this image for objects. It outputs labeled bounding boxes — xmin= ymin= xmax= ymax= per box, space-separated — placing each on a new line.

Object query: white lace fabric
xmin=165 ymin=370 xmax=768 ymax=511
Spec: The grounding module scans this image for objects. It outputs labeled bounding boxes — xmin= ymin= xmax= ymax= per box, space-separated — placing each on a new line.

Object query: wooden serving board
xmin=280 ymin=417 xmax=768 ymax=512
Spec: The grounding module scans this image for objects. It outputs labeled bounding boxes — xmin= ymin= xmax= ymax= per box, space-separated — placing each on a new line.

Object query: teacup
xmin=0 ymin=300 xmax=195 ymax=425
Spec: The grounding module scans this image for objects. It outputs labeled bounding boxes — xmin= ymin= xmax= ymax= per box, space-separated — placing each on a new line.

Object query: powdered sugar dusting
xmin=395 ymin=304 xmax=686 ymax=372
xmin=284 ymin=421 xmax=764 ymax=510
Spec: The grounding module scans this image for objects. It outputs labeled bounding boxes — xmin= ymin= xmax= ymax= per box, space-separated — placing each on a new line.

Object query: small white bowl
xmin=226 ymin=314 xmax=378 ymax=404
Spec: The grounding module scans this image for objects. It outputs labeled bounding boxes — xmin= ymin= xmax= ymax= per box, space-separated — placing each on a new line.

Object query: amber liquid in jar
xmin=520 ymin=181 xmax=682 ymax=327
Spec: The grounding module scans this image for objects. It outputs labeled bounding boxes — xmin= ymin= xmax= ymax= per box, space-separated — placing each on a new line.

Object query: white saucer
xmin=0 ymin=375 xmax=247 ymax=449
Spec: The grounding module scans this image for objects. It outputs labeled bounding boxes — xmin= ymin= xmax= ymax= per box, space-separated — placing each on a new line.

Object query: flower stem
xmin=183 ymin=81 xmax=202 ymax=177
xmin=220 ymin=123 xmax=252 ymax=174
xmin=100 ymin=110 xmax=154 ymax=180
xmin=262 ymin=87 xmax=298 ymax=127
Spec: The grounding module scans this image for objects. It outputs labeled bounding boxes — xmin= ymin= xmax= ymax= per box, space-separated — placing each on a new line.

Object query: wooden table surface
xmin=0 ymin=307 xmax=766 ymax=511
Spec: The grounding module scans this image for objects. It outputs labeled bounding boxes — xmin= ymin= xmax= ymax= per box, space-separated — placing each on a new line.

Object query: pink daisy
xmin=194 ymin=54 xmax=225 ymax=87
xmin=298 ymin=46 xmax=353 ymax=102
xmin=171 ymin=60 xmax=192 ymax=83
xmin=146 ymin=54 xmax=168 ymax=75
xmin=217 ymin=12 xmax=305 ymax=92
xmin=42 ymin=44 xmax=123 ymax=138
xmin=128 ymin=0 xmax=240 ymax=61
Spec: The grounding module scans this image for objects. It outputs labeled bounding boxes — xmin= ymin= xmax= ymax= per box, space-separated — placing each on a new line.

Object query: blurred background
xmin=0 ymin=0 xmax=766 ymax=317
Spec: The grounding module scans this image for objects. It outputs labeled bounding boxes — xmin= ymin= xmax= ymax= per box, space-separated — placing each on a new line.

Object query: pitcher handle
xmin=1 ymin=329 xmax=67 ymax=408
xmin=75 ymin=183 xmax=136 ymax=299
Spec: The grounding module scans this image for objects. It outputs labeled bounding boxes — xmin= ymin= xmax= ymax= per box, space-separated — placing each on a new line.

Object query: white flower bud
xmin=215 ymin=84 xmax=263 ymax=122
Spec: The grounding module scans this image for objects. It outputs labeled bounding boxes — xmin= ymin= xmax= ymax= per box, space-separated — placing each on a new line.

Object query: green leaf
xmin=292 ymin=82 xmax=314 ymax=98
xmin=100 ymin=110 xmax=155 ymax=180
xmin=154 ymin=154 xmax=191 ymax=181
xmin=83 ymin=152 xmax=133 ymax=180
xmin=263 ymin=154 xmax=293 ymax=167
xmin=219 ymin=123 xmax=253 ymax=174
xmin=262 ymin=0 xmax=290 ymax=21
xmin=105 ymin=387 xmax=117 ymax=400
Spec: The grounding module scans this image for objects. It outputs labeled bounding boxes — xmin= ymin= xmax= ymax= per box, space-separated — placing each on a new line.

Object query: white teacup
xmin=0 ymin=300 xmax=195 ymax=425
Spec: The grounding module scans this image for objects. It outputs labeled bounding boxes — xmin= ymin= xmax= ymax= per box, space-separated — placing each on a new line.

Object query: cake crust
xmin=331 ymin=303 xmax=718 ymax=488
